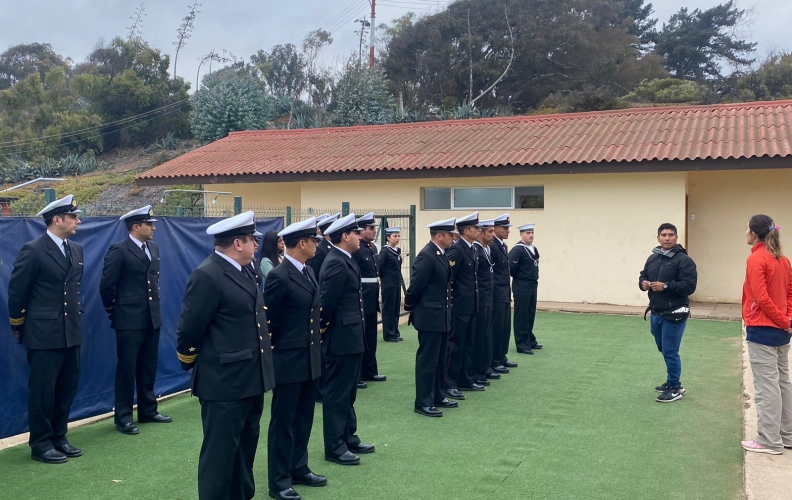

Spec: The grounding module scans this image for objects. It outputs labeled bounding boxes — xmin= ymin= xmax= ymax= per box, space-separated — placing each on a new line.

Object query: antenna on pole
xmin=369 ymin=0 xmax=376 ymax=68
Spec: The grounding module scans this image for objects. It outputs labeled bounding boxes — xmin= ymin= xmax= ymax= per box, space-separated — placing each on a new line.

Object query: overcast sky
xmin=0 ymin=0 xmax=787 ymax=90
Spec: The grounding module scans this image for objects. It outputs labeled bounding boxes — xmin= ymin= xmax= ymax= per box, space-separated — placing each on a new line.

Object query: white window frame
xmin=422 ymin=186 xmax=544 ymax=210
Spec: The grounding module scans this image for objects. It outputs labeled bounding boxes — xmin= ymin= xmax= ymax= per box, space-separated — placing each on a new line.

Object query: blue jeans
xmin=650 ymin=315 xmax=687 ymax=387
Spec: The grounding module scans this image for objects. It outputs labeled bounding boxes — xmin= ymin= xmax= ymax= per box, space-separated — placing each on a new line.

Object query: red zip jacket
xmin=742 ymin=242 xmax=792 ymax=329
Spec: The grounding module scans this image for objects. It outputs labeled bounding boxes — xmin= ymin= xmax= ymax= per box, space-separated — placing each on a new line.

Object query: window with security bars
xmin=422 ymin=186 xmax=544 ymax=210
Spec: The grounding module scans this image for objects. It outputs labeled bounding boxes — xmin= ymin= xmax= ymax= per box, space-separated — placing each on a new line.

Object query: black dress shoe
xmin=363 ymin=375 xmax=387 ymax=382
xmin=398 ymin=337 xmax=404 ymax=341
xmin=138 ymin=413 xmax=172 ymax=423
xmin=292 ymin=472 xmax=328 ymax=487
xmin=503 ymin=360 xmax=518 ymax=368
xmin=349 ymin=442 xmax=375 ymax=454
xmin=531 ymin=343 xmax=544 ymax=349
xmin=116 ymin=422 xmax=140 ymax=435
xmin=474 ymin=379 xmax=491 ymax=386
xmin=446 ymin=388 xmax=466 ymax=400
xmin=486 ymin=372 xmax=501 ymax=379
xmin=31 ymin=449 xmax=68 ymax=464
xmin=434 ymin=398 xmax=458 ymax=408
xmin=460 ymin=383 xmax=485 ymax=392
xmin=55 ymin=443 xmax=82 ymax=457
xmin=357 ymin=382 xmax=368 ymax=389
xmin=414 ymin=406 xmax=443 ymax=417
xmin=325 ymin=451 xmax=360 ymax=465
xmin=492 ymin=365 xmax=510 ymax=374
xmin=517 ymin=349 xmax=534 ymax=355
xmin=384 ymin=338 xmax=400 ymax=343
xmin=269 ymin=488 xmax=301 ymax=500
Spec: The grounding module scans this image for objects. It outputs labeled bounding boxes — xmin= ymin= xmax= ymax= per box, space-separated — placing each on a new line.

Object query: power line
xmin=0 ymin=98 xmax=191 ymax=148
xmin=0 ymin=103 xmax=191 ymax=157
xmin=326 ymin=5 xmax=370 ymax=34
xmin=319 ymin=0 xmax=368 ymax=31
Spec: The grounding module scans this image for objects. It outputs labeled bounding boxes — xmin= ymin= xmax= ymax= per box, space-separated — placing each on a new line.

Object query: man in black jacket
xmin=489 ymin=214 xmax=517 ymax=372
xmin=307 ymin=212 xmax=338 ymax=403
xmin=510 ymin=223 xmax=543 ymax=354
xmin=264 ymin=218 xmax=327 ymax=500
xmin=378 ymin=227 xmax=403 ymax=342
xmin=639 ymin=223 xmax=698 ymax=403
xmin=405 ymin=218 xmax=458 ymax=417
xmin=176 ymin=211 xmax=275 ymax=500
xmin=100 ymin=205 xmax=171 ymax=436
xmin=319 ymin=214 xmax=375 ymax=466
xmin=354 ymin=212 xmax=386 ymax=384
xmin=8 ymin=194 xmax=84 ymax=464
xmin=445 ymin=212 xmax=483 ymax=399
xmin=472 ymin=219 xmax=498 ymax=386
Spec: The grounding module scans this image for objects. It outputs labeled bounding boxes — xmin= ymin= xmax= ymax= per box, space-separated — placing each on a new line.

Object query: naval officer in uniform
xmin=490 ymin=214 xmax=518 ymax=372
xmin=354 ymin=212 xmax=386 ymax=384
xmin=405 ymin=218 xmax=457 ymax=417
xmin=264 ymin=218 xmax=327 ymax=500
xmin=378 ymin=227 xmax=403 ymax=342
xmin=100 ymin=205 xmax=172 ymax=436
xmin=509 ymin=223 xmax=544 ymax=354
xmin=176 ymin=211 xmax=275 ymax=500
xmin=8 ymin=194 xmax=84 ymax=464
xmin=445 ymin=212 xmax=483 ymax=399
xmin=319 ymin=213 xmax=375 ymax=466
xmin=472 ymin=219 xmax=498 ymax=386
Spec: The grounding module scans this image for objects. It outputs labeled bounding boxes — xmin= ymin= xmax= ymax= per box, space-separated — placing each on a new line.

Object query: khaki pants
xmin=748 ymin=342 xmax=792 ymax=452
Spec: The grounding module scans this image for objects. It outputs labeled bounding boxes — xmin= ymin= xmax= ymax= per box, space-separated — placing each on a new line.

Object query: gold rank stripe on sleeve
xmin=177 ymin=351 xmax=198 ymax=364
xmin=10 ymin=316 xmax=26 ymax=326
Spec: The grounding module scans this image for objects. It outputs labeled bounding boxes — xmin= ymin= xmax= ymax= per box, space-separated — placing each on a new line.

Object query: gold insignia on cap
xmin=148 ymin=209 xmax=153 ymax=216
xmin=189 ymin=347 xmax=196 ymax=352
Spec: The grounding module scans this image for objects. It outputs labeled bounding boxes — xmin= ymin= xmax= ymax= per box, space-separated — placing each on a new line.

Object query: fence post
xmin=177 ymin=206 xmax=183 ymax=217
xmin=380 ymin=216 xmax=388 ymax=249
xmin=341 ymin=202 xmax=350 ymax=217
xmin=409 ymin=204 xmax=416 ymax=270
xmin=286 ymin=206 xmax=292 ymax=226
xmin=44 ymin=188 xmax=56 ymax=205
xmin=234 ymin=196 xmax=242 ymax=216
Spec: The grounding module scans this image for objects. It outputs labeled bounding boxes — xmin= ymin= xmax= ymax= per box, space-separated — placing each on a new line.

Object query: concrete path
xmin=537 ymin=300 xmax=742 ymax=322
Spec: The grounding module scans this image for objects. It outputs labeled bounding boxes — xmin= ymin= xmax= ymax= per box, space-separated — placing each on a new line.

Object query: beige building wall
xmin=687 ymin=168 xmax=792 ymax=304
xmin=212 ymin=182 xmax=301 ymax=208
xmin=208 ymin=171 xmax=688 ymax=307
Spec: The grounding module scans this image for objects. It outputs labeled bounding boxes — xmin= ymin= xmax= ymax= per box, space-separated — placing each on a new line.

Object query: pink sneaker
xmin=741 ymin=440 xmax=782 ymax=455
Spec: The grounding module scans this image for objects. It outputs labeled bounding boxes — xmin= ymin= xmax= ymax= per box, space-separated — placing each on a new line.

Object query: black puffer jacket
xmin=638 ymin=244 xmax=698 ymax=314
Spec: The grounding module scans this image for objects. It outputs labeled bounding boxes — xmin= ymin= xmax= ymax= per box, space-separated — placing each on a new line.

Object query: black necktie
xmin=142 ymin=242 xmax=151 ymax=261
xmin=62 ymin=240 xmax=72 ymax=267
xmin=303 ymin=267 xmax=316 ymax=289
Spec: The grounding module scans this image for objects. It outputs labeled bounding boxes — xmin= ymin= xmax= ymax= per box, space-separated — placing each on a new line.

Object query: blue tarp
xmin=0 ymin=217 xmax=282 ymax=439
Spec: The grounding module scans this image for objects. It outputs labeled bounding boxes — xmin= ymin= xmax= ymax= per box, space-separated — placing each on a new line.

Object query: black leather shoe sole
xmin=55 ymin=446 xmax=82 ymax=458
xmin=474 ymin=380 xmax=491 ymax=386
xmin=138 ymin=415 xmax=173 ymax=423
xmin=459 ymin=386 xmax=485 ymax=392
xmin=31 ymin=452 xmax=68 ymax=464
xmin=362 ymin=375 xmax=387 ymax=382
xmin=486 ymin=373 xmax=501 ymax=379
xmin=503 ymin=361 xmax=518 ymax=368
xmin=357 ymin=382 xmax=368 ymax=389
xmin=435 ymin=400 xmax=458 ymax=408
xmin=517 ymin=349 xmax=534 ymax=355
xmin=349 ymin=445 xmax=375 ymax=454
xmin=446 ymin=391 xmax=466 ymax=400
xmin=325 ymin=455 xmax=360 ymax=466
xmin=116 ymin=424 xmax=140 ymax=435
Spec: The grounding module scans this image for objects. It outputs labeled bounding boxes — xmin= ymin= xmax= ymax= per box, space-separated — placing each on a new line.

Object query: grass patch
xmin=0 ymin=313 xmax=744 ymax=499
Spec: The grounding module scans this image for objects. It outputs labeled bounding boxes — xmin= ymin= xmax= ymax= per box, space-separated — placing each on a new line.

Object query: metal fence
xmin=2 ymin=190 xmax=418 ymax=288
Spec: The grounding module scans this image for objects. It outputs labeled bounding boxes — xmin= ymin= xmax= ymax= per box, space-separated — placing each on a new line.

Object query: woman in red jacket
xmin=741 ymin=214 xmax=792 ymax=455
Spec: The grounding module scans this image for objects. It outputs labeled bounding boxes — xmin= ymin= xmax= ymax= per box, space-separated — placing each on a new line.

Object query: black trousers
xmin=268 ymin=379 xmax=317 ymax=492
xmin=491 ymin=302 xmax=512 ymax=366
xmin=471 ymin=305 xmax=493 ymax=381
xmin=26 ymin=346 xmax=80 ymax=454
xmin=323 ymin=352 xmax=363 ymax=457
xmin=415 ymin=330 xmax=448 ymax=407
xmin=513 ymin=286 xmax=538 ymax=351
xmin=446 ymin=313 xmax=476 ymax=390
xmin=198 ymin=394 xmax=264 ymax=500
xmin=361 ymin=313 xmax=380 ymax=379
xmin=316 ymin=351 xmax=326 ymax=402
xmin=381 ymin=286 xmax=402 ymax=340
xmin=114 ymin=327 xmax=160 ymax=424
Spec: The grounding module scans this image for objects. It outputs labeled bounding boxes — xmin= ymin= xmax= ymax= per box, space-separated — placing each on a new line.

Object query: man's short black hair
xmin=284 ymin=236 xmax=314 ymax=249
xmin=657 ymin=223 xmax=677 ymax=236
xmin=330 ymin=230 xmax=353 ymax=245
xmin=214 ymin=235 xmax=250 ymax=249
xmin=430 ymin=229 xmax=449 ymax=238
xmin=44 ymin=216 xmax=55 ymax=227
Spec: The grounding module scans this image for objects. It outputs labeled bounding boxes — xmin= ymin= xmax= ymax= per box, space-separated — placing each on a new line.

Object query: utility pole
xmin=369 ymin=0 xmax=376 ymax=68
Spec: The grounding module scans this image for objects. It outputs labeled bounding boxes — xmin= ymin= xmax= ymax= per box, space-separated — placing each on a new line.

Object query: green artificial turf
xmin=0 ymin=313 xmax=744 ymax=500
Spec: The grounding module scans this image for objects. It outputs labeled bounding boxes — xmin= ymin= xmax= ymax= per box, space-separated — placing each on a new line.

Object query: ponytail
xmin=749 ymin=214 xmax=783 ymax=259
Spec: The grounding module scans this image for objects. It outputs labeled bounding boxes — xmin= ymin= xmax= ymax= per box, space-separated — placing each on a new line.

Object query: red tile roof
xmin=138 ymin=100 xmax=792 ymax=182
